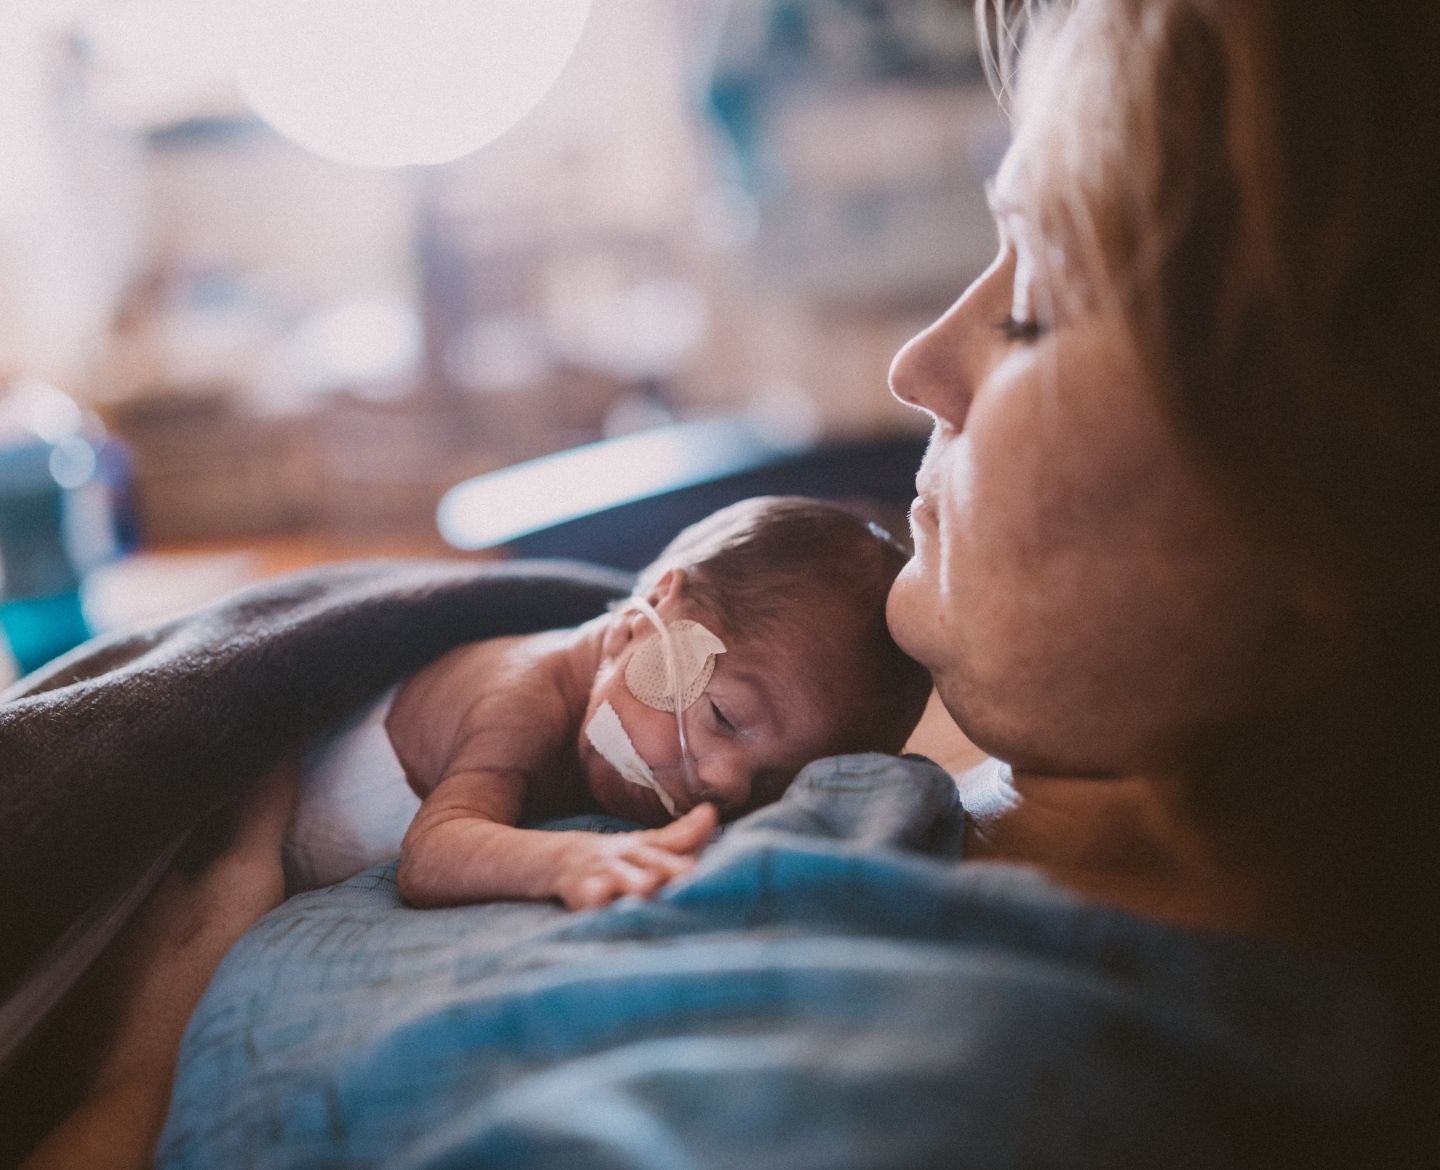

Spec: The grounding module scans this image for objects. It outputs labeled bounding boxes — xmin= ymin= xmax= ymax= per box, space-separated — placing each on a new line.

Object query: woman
xmin=889 ymin=0 xmax=1434 ymax=1144
xmin=895 ymin=0 xmax=1438 ymax=952
xmin=20 ymin=0 xmax=1434 ymax=1164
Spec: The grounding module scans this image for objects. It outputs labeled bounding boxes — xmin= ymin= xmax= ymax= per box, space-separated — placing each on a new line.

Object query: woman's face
xmin=885 ymin=163 xmax=1311 ymax=777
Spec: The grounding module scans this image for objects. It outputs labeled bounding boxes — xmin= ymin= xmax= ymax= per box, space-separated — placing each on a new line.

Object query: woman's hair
xmin=986 ymin=1 xmax=1439 ymax=593
xmin=639 ymin=496 xmax=932 ymax=754
xmin=983 ymin=0 xmax=1437 ymax=1142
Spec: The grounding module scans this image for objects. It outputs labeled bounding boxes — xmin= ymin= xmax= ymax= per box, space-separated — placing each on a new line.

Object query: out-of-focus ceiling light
xmin=235 ymin=0 xmax=592 ymax=168
xmin=70 ymin=1 xmax=248 ymax=130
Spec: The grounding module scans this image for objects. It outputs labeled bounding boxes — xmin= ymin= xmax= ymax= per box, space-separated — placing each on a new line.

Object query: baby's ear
xmin=647 ymin=568 xmax=689 ymax=611
xmin=600 ymin=606 xmax=638 ymax=659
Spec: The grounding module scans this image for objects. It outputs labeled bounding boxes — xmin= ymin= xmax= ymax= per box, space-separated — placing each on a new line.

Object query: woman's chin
xmin=885 ymin=567 xmax=934 ymax=663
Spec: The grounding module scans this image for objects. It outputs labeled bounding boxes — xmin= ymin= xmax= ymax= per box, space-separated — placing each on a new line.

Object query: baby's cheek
xmin=610 ymin=700 xmax=676 ymax=764
xmin=635 ymin=726 xmax=683 ymax=775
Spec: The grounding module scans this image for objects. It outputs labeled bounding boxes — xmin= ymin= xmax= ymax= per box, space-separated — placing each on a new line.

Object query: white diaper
xmin=282 ymin=687 xmax=421 ymax=894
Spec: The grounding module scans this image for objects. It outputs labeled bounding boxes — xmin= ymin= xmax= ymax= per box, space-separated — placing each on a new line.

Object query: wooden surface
xmin=84 ymin=532 xmax=482 ymax=633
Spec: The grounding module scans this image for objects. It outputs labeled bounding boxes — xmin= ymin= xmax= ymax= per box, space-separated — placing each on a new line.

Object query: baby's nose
xmin=691 ymin=761 xmax=751 ymax=816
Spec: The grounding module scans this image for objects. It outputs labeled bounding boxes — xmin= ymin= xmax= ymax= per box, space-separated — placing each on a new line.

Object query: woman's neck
xmin=959 ymin=763 xmax=1298 ymax=944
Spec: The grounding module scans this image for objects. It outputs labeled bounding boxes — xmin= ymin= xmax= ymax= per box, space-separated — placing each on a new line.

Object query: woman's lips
xmin=911 ymin=494 xmax=937 ymax=529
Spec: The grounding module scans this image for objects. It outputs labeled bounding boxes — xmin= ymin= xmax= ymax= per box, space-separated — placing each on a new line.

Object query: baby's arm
xmin=388 ymin=637 xmax=715 ymax=910
xmin=399 ymin=776 xmax=714 ymax=909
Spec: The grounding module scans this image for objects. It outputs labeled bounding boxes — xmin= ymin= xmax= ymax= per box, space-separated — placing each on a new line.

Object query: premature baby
xmin=285 ymin=497 xmax=932 ymax=910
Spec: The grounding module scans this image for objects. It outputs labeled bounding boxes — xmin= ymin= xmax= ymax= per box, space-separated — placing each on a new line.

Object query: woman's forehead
xmin=985 ymin=150 xmax=1053 ymax=272
xmin=988 ymin=124 xmax=1057 ymax=229
xmin=985 ymin=164 xmax=1024 ymax=219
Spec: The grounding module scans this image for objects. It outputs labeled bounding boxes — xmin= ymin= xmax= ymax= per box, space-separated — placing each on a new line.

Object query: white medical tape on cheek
xmin=584 ymin=700 xmax=679 ymax=817
xmin=624 ymin=593 xmax=716 ymax=797
xmin=624 ymin=619 xmax=726 ymax=712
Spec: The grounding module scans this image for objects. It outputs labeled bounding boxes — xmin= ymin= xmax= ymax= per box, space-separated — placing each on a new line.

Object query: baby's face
xmin=578 ymin=610 xmax=850 ymax=827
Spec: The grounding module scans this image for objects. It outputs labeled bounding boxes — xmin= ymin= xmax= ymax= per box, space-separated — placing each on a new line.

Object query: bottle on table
xmin=1 ymin=377 xmax=130 ymax=683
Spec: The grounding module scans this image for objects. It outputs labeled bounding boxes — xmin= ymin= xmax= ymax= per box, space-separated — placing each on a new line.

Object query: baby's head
xmin=580 ymin=496 xmax=933 ymax=825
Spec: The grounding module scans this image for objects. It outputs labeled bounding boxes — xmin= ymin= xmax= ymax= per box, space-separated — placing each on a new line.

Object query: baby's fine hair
xmin=638 ymin=496 xmax=932 ymax=754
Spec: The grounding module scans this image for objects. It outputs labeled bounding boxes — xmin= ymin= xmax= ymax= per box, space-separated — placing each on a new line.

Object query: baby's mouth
xmin=651 ymin=769 xmax=696 ymax=817
xmin=644 ymin=771 xmax=686 ymax=819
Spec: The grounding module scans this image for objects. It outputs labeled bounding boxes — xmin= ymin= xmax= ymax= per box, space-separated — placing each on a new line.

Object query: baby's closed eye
xmin=707 ymin=698 xmax=738 ymax=735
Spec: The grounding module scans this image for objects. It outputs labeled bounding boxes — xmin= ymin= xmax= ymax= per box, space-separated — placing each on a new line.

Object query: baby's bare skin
xmin=388 ymin=619 xmax=717 ymax=911
xmin=387 ymin=562 xmax=891 ymax=913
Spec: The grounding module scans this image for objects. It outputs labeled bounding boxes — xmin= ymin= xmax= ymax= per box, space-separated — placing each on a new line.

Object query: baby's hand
xmin=552 ymin=804 xmax=717 ymax=910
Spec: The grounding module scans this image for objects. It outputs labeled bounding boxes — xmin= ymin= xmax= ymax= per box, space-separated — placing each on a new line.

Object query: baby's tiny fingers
xmin=568 ymin=873 xmax=623 ymax=910
xmin=626 ymin=843 xmax=697 ymax=880
xmin=610 ymin=856 xmax=667 ymax=898
xmin=644 ymin=804 xmax=718 ymax=853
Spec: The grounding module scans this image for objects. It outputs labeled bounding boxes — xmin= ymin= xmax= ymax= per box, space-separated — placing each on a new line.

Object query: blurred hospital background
xmin=1 ymin=0 xmax=1007 ymax=683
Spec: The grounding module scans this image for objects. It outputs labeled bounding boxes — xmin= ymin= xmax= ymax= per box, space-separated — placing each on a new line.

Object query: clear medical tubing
xmin=626 ymin=594 xmax=703 ymax=799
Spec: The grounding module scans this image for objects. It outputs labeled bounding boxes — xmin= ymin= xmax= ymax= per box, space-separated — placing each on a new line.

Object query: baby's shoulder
xmin=406 ymin=630 xmax=562 ymax=699
xmin=388 ymin=630 xmax=574 ymax=760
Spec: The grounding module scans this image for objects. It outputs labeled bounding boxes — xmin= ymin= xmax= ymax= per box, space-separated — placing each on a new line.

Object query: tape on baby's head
xmin=624 ymin=619 xmax=726 ymax=712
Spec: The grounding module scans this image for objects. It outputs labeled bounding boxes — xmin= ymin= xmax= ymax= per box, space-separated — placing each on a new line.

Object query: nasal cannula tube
xmin=627 ymin=595 xmax=702 ymax=796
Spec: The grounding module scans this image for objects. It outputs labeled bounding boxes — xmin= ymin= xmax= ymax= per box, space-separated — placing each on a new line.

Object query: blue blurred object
xmin=158 ymin=754 xmax=1402 ymax=1169
xmin=1 ymin=380 xmax=129 ymax=679
xmin=437 ymin=416 xmax=926 ymax=571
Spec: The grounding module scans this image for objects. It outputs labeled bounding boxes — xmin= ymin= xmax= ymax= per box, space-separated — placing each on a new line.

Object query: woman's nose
xmin=888 ymin=315 xmax=972 ymax=428
xmin=888 ymin=250 xmax=1010 ymax=429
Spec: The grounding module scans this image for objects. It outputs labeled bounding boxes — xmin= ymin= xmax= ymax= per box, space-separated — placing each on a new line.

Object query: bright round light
xmin=236 ymin=0 xmax=592 ymax=168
